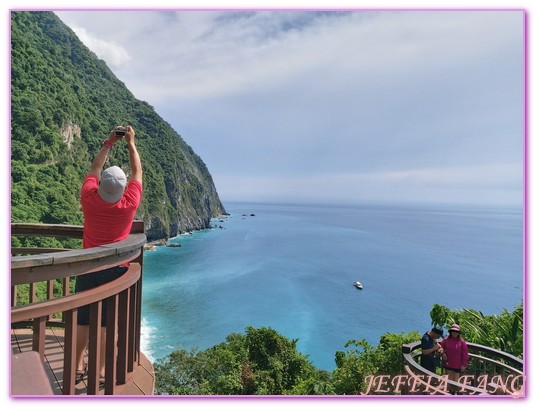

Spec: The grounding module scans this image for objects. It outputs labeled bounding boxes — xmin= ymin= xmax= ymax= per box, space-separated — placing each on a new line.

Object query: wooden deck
xmin=11 ymin=327 xmax=155 ymax=396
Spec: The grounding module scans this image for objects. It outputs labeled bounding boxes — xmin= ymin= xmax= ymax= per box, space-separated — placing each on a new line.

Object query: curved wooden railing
xmin=11 ymin=222 xmax=147 ymax=395
xmin=402 ymin=340 xmax=524 ymax=396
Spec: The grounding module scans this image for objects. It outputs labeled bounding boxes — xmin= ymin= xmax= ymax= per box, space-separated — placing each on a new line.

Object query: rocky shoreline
xmin=144 ymin=214 xmax=230 ymax=251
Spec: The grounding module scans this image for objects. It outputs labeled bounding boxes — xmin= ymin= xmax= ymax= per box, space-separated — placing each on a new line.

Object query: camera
xmin=114 ymin=127 xmax=126 ymax=137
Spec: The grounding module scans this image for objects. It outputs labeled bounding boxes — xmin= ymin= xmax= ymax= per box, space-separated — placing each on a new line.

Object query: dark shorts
xmin=445 ymin=367 xmax=462 ymax=374
xmin=75 ymin=266 xmax=128 ymax=326
xmin=420 ymin=355 xmax=438 ymax=373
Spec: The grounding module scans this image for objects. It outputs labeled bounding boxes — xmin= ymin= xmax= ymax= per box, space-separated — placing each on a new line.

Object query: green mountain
xmin=11 ymin=11 xmax=226 ymax=241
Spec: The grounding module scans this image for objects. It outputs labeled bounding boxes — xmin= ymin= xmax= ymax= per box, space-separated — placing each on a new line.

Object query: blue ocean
xmin=140 ymin=202 xmax=523 ymax=371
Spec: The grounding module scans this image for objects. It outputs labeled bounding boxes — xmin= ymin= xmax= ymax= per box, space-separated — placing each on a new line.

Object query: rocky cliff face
xmin=11 ymin=11 xmax=225 ymax=241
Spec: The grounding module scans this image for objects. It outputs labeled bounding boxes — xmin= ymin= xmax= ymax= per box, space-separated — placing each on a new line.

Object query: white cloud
xmin=68 ymin=24 xmax=132 ymax=68
xmin=112 ymin=11 xmax=522 ymax=103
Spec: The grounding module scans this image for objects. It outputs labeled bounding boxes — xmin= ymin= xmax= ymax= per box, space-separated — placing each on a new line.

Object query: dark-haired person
xmin=74 ymin=126 xmax=142 ymax=384
xmin=440 ymin=323 xmax=469 ymax=394
xmin=420 ymin=327 xmax=444 ymax=374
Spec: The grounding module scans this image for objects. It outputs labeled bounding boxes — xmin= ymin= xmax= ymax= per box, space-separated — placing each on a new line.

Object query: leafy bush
xmin=331 ymin=331 xmax=422 ymax=394
xmin=430 ymin=302 xmax=523 ymax=357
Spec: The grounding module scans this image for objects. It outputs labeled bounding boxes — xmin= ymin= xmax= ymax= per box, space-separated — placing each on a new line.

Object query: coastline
xmin=144 ymin=214 xmax=230 ymax=250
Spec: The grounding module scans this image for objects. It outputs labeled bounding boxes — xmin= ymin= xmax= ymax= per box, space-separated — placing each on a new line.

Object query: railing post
xmin=104 ymin=295 xmax=118 ymax=395
xmin=61 ymin=277 xmax=70 ymax=325
xmin=62 ymin=277 xmax=70 ymax=296
xmin=134 ymin=280 xmax=142 ymax=365
xmin=87 ymin=302 xmax=102 ymax=395
xmin=135 ymin=260 xmax=143 ymax=365
xmin=32 ymin=316 xmax=46 ymax=361
xmin=117 ymin=288 xmax=130 ymax=384
xmin=62 ymin=309 xmax=77 ymax=395
xmin=47 ymin=280 xmax=54 ymax=300
xmin=130 ymin=221 xmax=144 ymax=368
xmin=130 ymin=220 xmax=144 ymax=234
xmin=128 ymin=284 xmax=137 ymax=372
xmin=29 ymin=283 xmax=36 ymax=303
xmin=11 ymin=285 xmax=17 ymax=307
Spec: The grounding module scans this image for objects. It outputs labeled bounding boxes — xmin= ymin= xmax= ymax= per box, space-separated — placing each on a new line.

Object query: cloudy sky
xmin=54 ymin=10 xmax=524 ymax=206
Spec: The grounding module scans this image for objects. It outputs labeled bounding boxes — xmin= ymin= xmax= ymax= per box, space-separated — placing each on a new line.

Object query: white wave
xmin=140 ymin=317 xmax=156 ymax=363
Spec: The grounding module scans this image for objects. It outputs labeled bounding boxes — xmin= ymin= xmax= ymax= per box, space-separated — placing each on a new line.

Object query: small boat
xmin=353 ymin=281 xmax=363 ymax=289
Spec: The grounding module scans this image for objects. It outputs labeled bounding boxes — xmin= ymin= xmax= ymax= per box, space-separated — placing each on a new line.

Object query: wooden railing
xmin=11 ymin=221 xmax=146 ymax=395
xmin=402 ymin=340 xmax=524 ymax=395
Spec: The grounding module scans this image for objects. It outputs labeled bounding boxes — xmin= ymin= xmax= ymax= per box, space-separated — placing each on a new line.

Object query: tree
xmin=331 ymin=332 xmax=421 ymax=394
xmin=154 ymin=326 xmax=321 ymax=395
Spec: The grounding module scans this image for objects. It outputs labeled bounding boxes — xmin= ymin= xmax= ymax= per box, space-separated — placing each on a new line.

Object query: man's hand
xmin=107 ymin=126 xmax=127 ymax=146
xmin=125 ymin=125 xmax=136 ymax=145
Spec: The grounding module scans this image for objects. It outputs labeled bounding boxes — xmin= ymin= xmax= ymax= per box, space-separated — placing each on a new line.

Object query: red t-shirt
xmin=81 ymin=175 xmax=142 ymax=249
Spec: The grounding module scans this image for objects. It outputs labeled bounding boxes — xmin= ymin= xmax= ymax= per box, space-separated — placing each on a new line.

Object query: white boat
xmin=353 ymin=281 xmax=363 ymax=289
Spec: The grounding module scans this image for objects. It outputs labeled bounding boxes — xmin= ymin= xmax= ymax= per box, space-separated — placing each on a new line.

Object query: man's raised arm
xmin=87 ymin=129 xmax=122 ymax=179
xmin=125 ymin=126 xmax=142 ymax=184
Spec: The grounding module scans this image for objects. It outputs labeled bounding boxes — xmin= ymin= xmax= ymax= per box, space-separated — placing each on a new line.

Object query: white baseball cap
xmin=98 ymin=166 xmax=127 ymax=203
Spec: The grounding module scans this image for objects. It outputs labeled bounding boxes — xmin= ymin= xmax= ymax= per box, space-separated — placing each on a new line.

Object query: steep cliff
xmin=11 ymin=11 xmax=225 ymax=241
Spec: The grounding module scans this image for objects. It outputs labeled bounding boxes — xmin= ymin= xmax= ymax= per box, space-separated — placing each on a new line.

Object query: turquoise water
xmin=140 ymin=202 xmax=523 ymax=371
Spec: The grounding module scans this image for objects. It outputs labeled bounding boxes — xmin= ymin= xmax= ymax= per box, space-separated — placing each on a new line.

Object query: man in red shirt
xmin=75 ymin=125 xmax=142 ymax=384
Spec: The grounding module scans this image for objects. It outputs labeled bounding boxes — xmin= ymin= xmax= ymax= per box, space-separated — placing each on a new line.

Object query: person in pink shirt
xmin=441 ymin=323 xmax=469 ymax=393
xmin=74 ymin=125 xmax=143 ymax=384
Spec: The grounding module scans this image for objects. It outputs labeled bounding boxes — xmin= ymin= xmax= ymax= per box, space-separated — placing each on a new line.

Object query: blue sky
xmin=50 ymin=10 xmax=523 ymax=206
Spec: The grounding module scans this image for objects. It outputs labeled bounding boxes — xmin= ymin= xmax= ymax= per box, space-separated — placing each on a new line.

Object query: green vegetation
xmin=154 ymin=327 xmax=424 ymax=395
xmin=155 ymin=327 xmax=320 ymax=395
xmin=154 ymin=303 xmax=523 ymax=395
xmin=430 ymin=302 xmax=523 ymax=357
xmin=11 ymin=11 xmax=224 ymax=243
xmin=330 ymin=332 xmax=422 ymax=395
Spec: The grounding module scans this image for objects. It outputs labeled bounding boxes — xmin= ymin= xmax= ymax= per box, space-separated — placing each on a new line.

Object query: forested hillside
xmin=11 ymin=11 xmax=225 ymax=242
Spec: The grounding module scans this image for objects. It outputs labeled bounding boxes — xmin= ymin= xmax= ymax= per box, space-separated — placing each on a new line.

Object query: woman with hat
xmin=440 ymin=324 xmax=469 ymax=392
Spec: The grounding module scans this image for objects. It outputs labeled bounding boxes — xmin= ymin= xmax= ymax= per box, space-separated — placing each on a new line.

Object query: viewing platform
xmin=11 ymin=222 xmax=154 ymax=396
xmin=401 ymin=340 xmax=523 ymax=396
